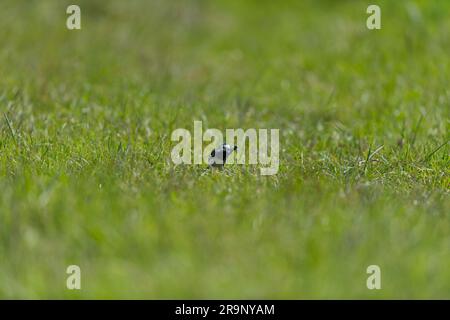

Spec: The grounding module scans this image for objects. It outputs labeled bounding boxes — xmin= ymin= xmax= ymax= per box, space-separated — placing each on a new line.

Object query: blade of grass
xmin=422 ymin=140 xmax=449 ymax=162
xmin=3 ymin=113 xmax=18 ymax=146
xmin=410 ymin=114 xmax=423 ymax=148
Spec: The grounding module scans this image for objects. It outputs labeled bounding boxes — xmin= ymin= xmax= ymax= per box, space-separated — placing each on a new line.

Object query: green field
xmin=0 ymin=0 xmax=449 ymax=298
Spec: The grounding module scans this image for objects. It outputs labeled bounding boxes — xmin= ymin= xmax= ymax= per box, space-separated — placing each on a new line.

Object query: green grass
xmin=0 ymin=0 xmax=449 ymax=298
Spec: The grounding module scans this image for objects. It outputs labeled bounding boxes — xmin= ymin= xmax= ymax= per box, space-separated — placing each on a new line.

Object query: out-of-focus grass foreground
xmin=0 ymin=0 xmax=449 ymax=299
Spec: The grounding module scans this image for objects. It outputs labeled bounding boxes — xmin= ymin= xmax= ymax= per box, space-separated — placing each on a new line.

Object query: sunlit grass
xmin=0 ymin=0 xmax=448 ymax=298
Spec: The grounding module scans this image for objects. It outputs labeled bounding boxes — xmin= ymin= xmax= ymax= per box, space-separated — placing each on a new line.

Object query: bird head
xmin=222 ymin=144 xmax=237 ymax=155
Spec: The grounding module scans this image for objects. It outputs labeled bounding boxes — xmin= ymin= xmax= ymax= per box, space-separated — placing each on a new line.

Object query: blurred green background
xmin=0 ymin=0 xmax=449 ymax=298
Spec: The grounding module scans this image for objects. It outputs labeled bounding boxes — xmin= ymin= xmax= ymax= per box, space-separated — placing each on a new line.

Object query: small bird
xmin=208 ymin=143 xmax=238 ymax=168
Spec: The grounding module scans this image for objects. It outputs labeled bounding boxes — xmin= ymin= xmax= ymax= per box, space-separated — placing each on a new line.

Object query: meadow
xmin=0 ymin=0 xmax=448 ymax=298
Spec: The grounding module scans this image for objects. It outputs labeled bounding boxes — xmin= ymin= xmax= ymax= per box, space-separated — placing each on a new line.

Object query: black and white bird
xmin=208 ymin=143 xmax=238 ymax=168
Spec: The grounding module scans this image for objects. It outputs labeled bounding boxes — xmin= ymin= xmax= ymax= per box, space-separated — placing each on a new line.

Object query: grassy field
xmin=0 ymin=0 xmax=449 ymax=299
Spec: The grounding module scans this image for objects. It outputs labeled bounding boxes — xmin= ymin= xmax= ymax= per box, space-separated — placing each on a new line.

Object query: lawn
xmin=0 ymin=0 xmax=448 ymax=298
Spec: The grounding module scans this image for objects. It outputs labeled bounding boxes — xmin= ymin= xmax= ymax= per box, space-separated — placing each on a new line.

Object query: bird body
xmin=208 ymin=144 xmax=237 ymax=168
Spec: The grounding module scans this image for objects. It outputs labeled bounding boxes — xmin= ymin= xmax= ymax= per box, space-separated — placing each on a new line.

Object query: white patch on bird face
xmin=170 ymin=121 xmax=279 ymax=175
